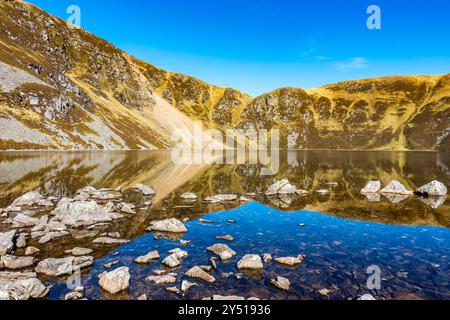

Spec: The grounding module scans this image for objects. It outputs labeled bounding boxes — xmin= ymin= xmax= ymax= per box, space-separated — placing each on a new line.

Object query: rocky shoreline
xmin=0 ymin=178 xmax=447 ymax=300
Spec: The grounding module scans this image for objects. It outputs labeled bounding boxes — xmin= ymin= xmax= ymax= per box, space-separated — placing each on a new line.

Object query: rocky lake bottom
xmin=0 ymin=150 xmax=449 ymax=300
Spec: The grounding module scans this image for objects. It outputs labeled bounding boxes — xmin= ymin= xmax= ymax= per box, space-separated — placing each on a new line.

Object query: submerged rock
xmin=207 ymin=244 xmax=236 ymax=261
xmin=65 ymin=291 xmax=83 ymax=300
xmin=185 ymin=266 xmax=215 ymax=283
xmin=263 ymin=254 xmax=273 ymax=263
xmin=137 ymin=294 xmax=147 ymax=300
xmin=415 ymin=181 xmax=447 ymax=197
xmin=92 ymin=237 xmax=130 ymax=245
xmin=216 ymin=235 xmax=234 ymax=241
xmin=237 ymin=254 xmax=263 ymax=270
xmin=380 ymin=181 xmax=412 ymax=195
xmin=361 ymin=181 xmax=381 ymax=194
xmin=38 ymin=231 xmax=69 ymax=244
xmin=65 ymin=247 xmax=94 ymax=256
xmin=134 ymin=250 xmax=160 ymax=264
xmin=35 ymin=256 xmax=93 ymax=276
xmin=274 ymin=255 xmax=304 ymax=266
xmin=271 ymin=276 xmax=290 ymax=291
xmin=53 ymin=199 xmax=112 ymax=226
xmin=318 ymin=288 xmax=331 ymax=296
xmin=146 ymin=273 xmax=177 ymax=285
xmin=209 ymin=257 xmax=218 ymax=270
xmin=148 ymin=218 xmax=187 ymax=233
xmin=99 ymin=267 xmax=130 ymax=294
xmin=162 ymin=249 xmax=187 ymax=268
xmin=166 ymin=286 xmax=182 ymax=295
xmin=181 ymin=280 xmax=197 ymax=293
xmin=0 ymin=230 xmax=16 ymax=256
xmin=265 ymin=179 xmax=298 ymax=195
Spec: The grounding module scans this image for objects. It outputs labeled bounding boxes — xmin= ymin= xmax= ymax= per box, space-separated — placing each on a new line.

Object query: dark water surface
xmin=0 ymin=151 xmax=449 ymax=300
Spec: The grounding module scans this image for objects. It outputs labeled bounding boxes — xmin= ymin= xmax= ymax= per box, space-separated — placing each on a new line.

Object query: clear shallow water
xmin=0 ymin=151 xmax=449 ymax=300
xmin=48 ymin=202 xmax=450 ymax=300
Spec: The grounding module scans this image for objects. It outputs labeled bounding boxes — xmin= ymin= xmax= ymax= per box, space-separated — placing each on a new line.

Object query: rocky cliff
xmin=0 ymin=0 xmax=449 ymax=151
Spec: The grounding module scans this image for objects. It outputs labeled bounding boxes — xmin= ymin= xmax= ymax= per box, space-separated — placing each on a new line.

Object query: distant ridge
xmin=0 ymin=0 xmax=449 ymax=151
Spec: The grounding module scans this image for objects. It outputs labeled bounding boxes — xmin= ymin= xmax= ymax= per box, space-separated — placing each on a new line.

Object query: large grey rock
xmin=149 ymin=218 xmax=187 ymax=233
xmin=361 ymin=181 xmax=381 ymax=194
xmin=12 ymin=214 xmax=39 ymax=228
xmin=1 ymin=255 xmax=35 ymax=270
xmin=237 ymin=254 xmax=263 ymax=270
xmin=99 ymin=267 xmax=130 ymax=294
xmin=0 ymin=230 xmax=16 ymax=256
xmin=65 ymin=247 xmax=93 ymax=256
xmin=35 ymin=256 xmax=93 ymax=276
xmin=161 ymin=249 xmax=187 ymax=268
xmin=162 ymin=255 xmax=180 ymax=268
xmin=380 ymin=181 xmax=412 ymax=195
xmin=11 ymin=191 xmax=43 ymax=207
xmin=415 ymin=181 xmax=447 ymax=197
xmin=207 ymin=244 xmax=236 ymax=261
xmin=53 ymin=199 xmax=112 ymax=226
xmin=265 ymin=179 xmax=298 ymax=195
xmin=0 ymin=272 xmax=48 ymax=300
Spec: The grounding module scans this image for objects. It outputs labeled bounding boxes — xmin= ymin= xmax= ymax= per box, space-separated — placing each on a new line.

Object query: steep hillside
xmin=0 ymin=0 xmax=449 ymax=151
xmin=238 ymin=75 xmax=450 ymax=151
xmin=0 ymin=0 xmax=250 ymax=150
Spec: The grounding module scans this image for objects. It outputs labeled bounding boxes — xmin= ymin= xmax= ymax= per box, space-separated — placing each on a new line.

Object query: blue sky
xmin=28 ymin=0 xmax=450 ymax=96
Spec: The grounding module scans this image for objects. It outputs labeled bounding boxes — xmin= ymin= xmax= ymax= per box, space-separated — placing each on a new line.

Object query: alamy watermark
xmin=67 ymin=4 xmax=81 ymax=28
xmin=366 ymin=265 xmax=382 ymax=290
xmin=367 ymin=5 xmax=381 ymax=30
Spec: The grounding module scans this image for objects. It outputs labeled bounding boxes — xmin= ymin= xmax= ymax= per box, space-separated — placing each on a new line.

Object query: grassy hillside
xmin=0 ymin=0 xmax=250 ymax=150
xmin=238 ymin=75 xmax=450 ymax=150
xmin=0 ymin=0 xmax=449 ymax=151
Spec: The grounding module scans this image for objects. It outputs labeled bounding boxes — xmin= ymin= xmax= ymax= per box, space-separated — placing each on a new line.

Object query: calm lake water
xmin=0 ymin=151 xmax=449 ymax=300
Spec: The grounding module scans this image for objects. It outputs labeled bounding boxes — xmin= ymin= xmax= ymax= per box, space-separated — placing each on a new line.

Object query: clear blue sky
xmin=28 ymin=0 xmax=450 ymax=96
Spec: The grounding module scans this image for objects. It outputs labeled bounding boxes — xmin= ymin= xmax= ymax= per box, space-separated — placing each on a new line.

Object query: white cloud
xmin=334 ymin=57 xmax=368 ymax=71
